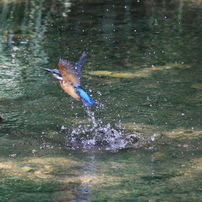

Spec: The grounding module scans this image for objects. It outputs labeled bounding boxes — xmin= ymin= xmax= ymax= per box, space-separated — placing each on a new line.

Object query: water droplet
xmin=61 ymin=126 xmax=67 ymax=130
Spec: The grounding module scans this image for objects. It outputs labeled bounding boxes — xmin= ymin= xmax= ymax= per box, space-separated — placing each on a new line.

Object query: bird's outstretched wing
xmin=57 ymin=52 xmax=87 ymax=87
xmin=57 ymin=59 xmax=79 ymax=86
xmin=75 ymin=51 xmax=87 ymax=71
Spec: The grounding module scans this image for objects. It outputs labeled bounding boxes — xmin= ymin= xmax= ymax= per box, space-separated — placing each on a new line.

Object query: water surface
xmin=0 ymin=0 xmax=202 ymax=201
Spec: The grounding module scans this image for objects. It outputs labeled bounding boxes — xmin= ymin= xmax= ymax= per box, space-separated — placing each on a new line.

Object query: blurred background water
xmin=0 ymin=0 xmax=201 ymax=201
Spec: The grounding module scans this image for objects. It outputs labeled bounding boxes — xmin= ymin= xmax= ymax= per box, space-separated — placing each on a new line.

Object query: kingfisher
xmin=43 ymin=52 xmax=94 ymax=106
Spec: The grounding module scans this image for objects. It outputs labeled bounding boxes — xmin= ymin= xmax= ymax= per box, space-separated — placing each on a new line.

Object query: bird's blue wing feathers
xmin=73 ymin=52 xmax=87 ymax=86
xmin=76 ymin=87 xmax=94 ymax=106
xmin=75 ymin=51 xmax=87 ymax=70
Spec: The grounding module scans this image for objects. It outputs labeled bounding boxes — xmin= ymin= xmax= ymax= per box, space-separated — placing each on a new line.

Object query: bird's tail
xmin=76 ymin=87 xmax=94 ymax=106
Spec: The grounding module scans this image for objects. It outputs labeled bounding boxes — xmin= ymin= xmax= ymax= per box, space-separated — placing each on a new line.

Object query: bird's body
xmin=43 ymin=52 xmax=94 ymax=106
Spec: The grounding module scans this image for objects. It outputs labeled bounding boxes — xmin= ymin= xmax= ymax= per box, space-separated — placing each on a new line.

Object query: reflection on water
xmin=0 ymin=0 xmax=202 ymax=201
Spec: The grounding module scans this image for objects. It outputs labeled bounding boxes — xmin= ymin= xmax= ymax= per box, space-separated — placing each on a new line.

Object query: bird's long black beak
xmin=43 ymin=68 xmax=53 ymax=73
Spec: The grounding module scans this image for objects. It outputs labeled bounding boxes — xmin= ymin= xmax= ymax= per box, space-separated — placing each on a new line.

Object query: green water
xmin=0 ymin=0 xmax=201 ymax=201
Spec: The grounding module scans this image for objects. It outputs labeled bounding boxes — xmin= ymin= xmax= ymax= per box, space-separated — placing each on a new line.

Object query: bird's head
xmin=43 ymin=68 xmax=63 ymax=80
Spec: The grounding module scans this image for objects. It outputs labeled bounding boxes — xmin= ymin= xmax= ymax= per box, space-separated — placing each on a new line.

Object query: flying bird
xmin=43 ymin=52 xmax=94 ymax=106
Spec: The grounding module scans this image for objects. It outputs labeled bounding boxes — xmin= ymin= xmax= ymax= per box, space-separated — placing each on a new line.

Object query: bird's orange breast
xmin=59 ymin=80 xmax=81 ymax=101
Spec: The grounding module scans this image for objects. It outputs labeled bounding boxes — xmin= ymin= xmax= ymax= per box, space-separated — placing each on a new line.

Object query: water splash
xmin=65 ymin=107 xmax=141 ymax=152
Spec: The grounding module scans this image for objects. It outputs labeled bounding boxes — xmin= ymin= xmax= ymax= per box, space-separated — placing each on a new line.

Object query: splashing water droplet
xmin=63 ymin=107 xmax=157 ymax=152
xmin=64 ymin=108 xmax=143 ymax=152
